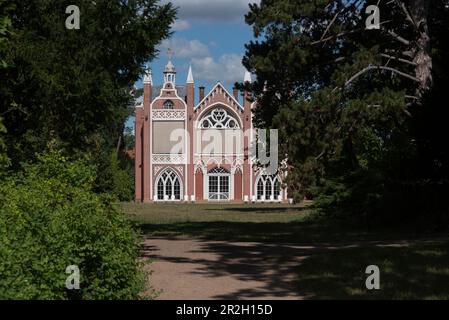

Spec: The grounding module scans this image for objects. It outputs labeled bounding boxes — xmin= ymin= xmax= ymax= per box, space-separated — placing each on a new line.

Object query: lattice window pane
xmin=265 ymin=179 xmax=272 ymax=200
xmin=209 ymin=176 xmax=218 ymax=193
xmin=166 ymin=180 xmax=172 ymax=198
xmin=220 ymin=176 xmax=229 ymax=193
xmin=156 ymin=168 xmax=182 ymax=200
xmin=157 ymin=180 xmax=164 ymax=200
xmin=257 ymin=179 xmax=264 ymax=200
xmin=163 ymin=100 xmax=174 ymax=109
xmin=274 ymin=179 xmax=281 ymax=198
xmin=209 ymin=167 xmax=229 ymax=174
xmin=174 ymin=179 xmax=180 ymax=200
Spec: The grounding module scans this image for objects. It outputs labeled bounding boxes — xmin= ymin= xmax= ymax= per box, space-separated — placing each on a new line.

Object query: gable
xmin=195 ymin=83 xmax=243 ymax=111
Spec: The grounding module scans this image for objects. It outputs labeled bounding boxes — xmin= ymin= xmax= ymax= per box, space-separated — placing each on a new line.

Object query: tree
xmin=0 ymin=0 xmax=13 ymax=170
xmin=0 ymin=0 xmax=175 ymax=169
xmin=240 ymin=0 xmax=449 ymax=222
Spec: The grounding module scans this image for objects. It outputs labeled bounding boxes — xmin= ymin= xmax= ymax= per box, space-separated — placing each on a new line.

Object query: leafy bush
xmin=0 ymin=150 xmax=149 ymax=299
xmin=94 ymin=149 xmax=134 ymax=202
xmin=0 ymin=117 xmax=9 ymax=170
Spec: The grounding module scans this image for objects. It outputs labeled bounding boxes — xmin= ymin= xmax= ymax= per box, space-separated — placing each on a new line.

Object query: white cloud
xmin=164 ymin=0 xmax=260 ymax=23
xmin=171 ymin=19 xmax=191 ymax=31
xmin=192 ymin=53 xmax=246 ymax=85
xmin=157 ymin=36 xmax=247 ymax=85
xmin=159 ymin=38 xmax=210 ymax=59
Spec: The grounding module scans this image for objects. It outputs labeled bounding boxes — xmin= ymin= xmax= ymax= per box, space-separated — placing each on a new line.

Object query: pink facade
xmin=135 ymin=59 xmax=287 ymax=203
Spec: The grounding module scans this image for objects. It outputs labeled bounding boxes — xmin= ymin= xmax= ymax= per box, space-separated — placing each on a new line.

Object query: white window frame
xmin=154 ymin=168 xmax=183 ymax=201
xmin=255 ymin=174 xmax=281 ymax=202
xmin=206 ymin=167 xmax=231 ymax=201
xmin=199 ymin=107 xmax=240 ymax=129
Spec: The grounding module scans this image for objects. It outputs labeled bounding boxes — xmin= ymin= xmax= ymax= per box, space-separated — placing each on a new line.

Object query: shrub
xmin=0 ymin=150 xmax=149 ymax=299
xmin=94 ymin=148 xmax=134 ymax=202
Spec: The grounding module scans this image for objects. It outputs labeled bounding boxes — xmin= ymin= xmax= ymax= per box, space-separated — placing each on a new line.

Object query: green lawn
xmin=123 ymin=202 xmax=449 ymax=299
xmin=296 ymin=241 xmax=449 ymax=299
xmin=123 ymin=202 xmax=441 ymax=243
xmin=122 ymin=202 xmax=312 ymax=224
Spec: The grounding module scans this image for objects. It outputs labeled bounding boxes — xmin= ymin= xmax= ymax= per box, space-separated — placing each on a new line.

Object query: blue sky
xmin=150 ymin=0 xmax=258 ymax=92
xmin=127 ymin=0 xmax=259 ymax=130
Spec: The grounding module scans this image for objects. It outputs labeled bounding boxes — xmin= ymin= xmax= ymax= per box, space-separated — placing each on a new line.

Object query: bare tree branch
xmin=312 ymin=20 xmax=392 ymax=45
xmin=395 ymin=0 xmax=418 ymax=29
xmin=347 ymin=65 xmax=419 ymax=86
xmin=402 ymin=50 xmax=415 ymax=58
xmin=380 ymin=53 xmax=417 ymax=66
xmin=385 ymin=29 xmax=411 ymax=45
xmin=320 ymin=7 xmax=346 ymax=41
xmin=312 ymin=28 xmax=361 ymax=45
xmin=332 ymin=64 xmax=420 ymax=92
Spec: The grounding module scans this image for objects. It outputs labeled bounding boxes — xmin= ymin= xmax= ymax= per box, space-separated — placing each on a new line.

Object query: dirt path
xmin=141 ymin=236 xmax=448 ymax=300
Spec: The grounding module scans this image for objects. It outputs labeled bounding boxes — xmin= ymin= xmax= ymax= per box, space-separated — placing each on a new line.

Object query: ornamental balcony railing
xmin=152 ymin=154 xmax=186 ymax=164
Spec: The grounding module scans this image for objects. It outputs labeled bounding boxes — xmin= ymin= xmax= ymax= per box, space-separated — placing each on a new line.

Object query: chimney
xmin=199 ymin=86 xmax=205 ymax=101
xmin=233 ymin=86 xmax=239 ymax=101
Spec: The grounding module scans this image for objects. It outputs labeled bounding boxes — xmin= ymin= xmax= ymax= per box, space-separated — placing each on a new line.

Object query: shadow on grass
xmin=203 ymin=206 xmax=309 ymax=214
xmin=140 ymin=231 xmax=449 ymax=299
xmin=138 ymin=219 xmax=439 ymax=244
xmin=136 ymin=215 xmax=449 ymax=299
xmin=295 ymin=242 xmax=449 ymax=299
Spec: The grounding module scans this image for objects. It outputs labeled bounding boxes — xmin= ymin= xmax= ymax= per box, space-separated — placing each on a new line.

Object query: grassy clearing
xmin=296 ymin=241 xmax=449 ymax=299
xmin=122 ymin=202 xmax=312 ymax=224
xmin=122 ymin=202 xmax=440 ymax=243
xmin=123 ymin=202 xmax=449 ymax=299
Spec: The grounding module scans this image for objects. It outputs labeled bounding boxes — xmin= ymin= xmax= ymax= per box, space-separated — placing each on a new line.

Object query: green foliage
xmin=0 ymin=0 xmax=13 ymax=68
xmin=124 ymin=127 xmax=136 ymax=151
xmin=92 ymin=141 xmax=134 ymax=201
xmin=0 ymin=118 xmax=9 ymax=170
xmin=241 ymin=0 xmax=449 ymax=223
xmin=97 ymin=151 xmax=134 ymax=202
xmin=0 ymin=150 xmax=149 ymax=299
xmin=0 ymin=0 xmax=175 ymax=169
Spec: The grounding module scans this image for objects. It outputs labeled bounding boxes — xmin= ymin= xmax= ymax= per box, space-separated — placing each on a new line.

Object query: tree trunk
xmin=116 ymin=135 xmax=122 ymax=156
xmin=410 ymin=0 xmax=433 ymax=99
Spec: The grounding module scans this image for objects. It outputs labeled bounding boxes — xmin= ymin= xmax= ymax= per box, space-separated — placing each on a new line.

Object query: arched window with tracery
xmin=163 ymin=100 xmax=174 ymax=109
xmin=256 ymin=174 xmax=281 ymax=201
xmin=156 ymin=168 xmax=182 ymax=200
xmin=200 ymin=107 xmax=240 ymax=129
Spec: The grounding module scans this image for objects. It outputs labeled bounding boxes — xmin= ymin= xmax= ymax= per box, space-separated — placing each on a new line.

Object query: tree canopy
xmin=0 ymin=0 xmax=175 ymax=168
xmin=0 ymin=0 xmax=175 ymax=299
xmin=240 ymin=0 xmax=449 ymax=222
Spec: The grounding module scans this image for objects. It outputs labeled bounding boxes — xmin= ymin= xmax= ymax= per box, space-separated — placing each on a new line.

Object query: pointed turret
xmin=244 ymin=70 xmax=252 ymax=83
xmin=163 ymin=48 xmax=176 ymax=84
xmin=187 ymin=65 xmax=194 ymax=84
xmin=143 ymin=69 xmax=153 ymax=85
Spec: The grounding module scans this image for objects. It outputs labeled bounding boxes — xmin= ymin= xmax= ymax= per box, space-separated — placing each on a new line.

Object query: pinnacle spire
xmin=164 ymin=48 xmax=176 ymax=73
xmin=187 ymin=65 xmax=194 ymax=84
xmin=244 ymin=70 xmax=252 ymax=83
xmin=143 ymin=69 xmax=153 ymax=85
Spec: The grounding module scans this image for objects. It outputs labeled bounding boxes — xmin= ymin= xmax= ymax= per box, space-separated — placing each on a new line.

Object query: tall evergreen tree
xmin=0 ymin=0 xmax=13 ymax=169
xmin=0 ymin=0 xmax=175 ymax=168
xmin=240 ymin=0 xmax=449 ymax=222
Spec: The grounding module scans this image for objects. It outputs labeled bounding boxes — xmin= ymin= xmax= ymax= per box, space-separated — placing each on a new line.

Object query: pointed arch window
xmin=156 ymin=168 xmax=182 ymax=200
xmin=200 ymin=107 xmax=240 ymax=129
xmin=256 ymin=174 xmax=281 ymax=201
xmin=163 ymin=100 xmax=174 ymax=109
